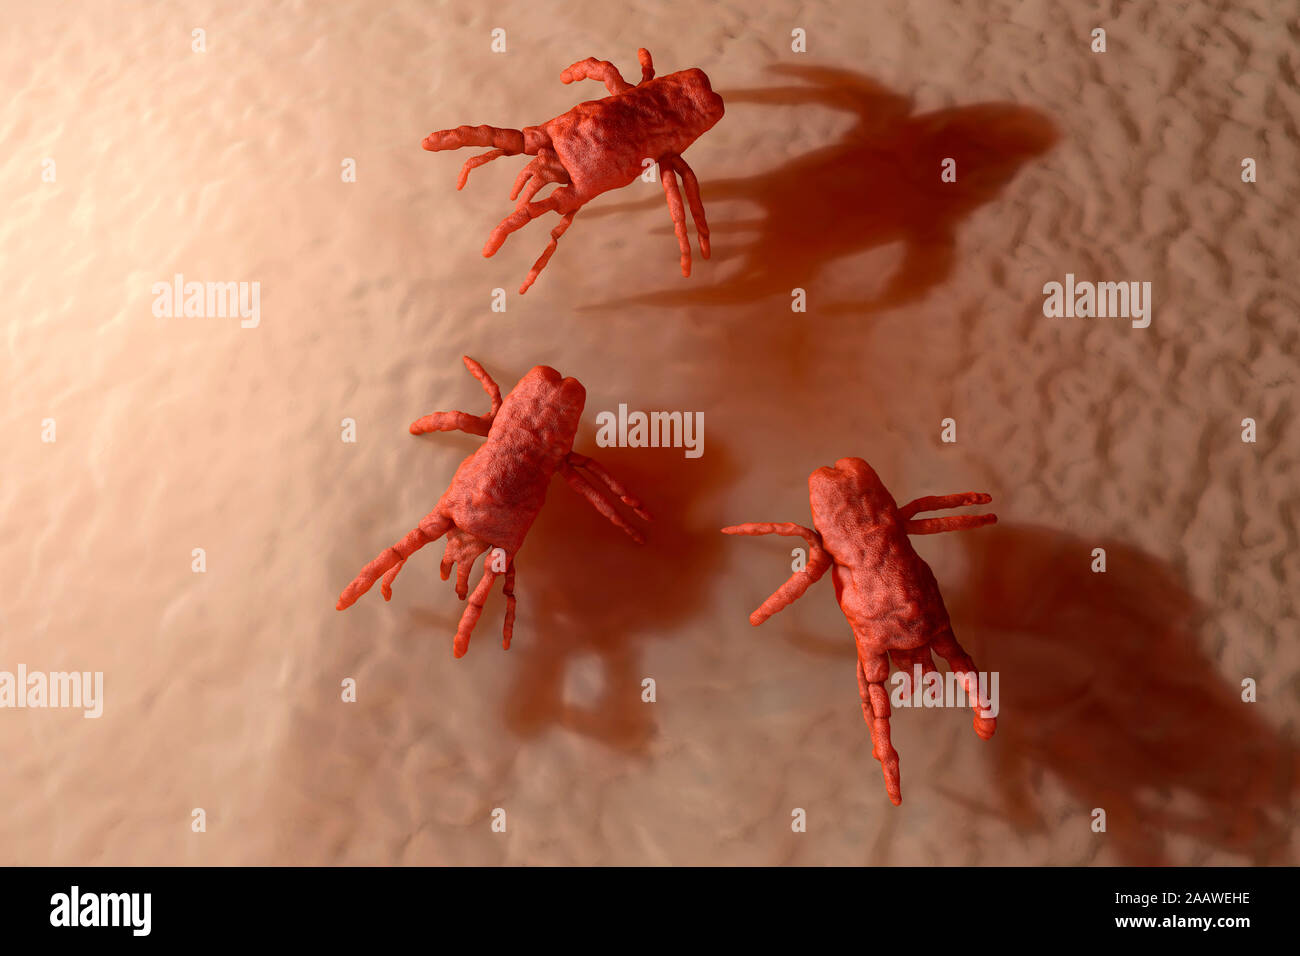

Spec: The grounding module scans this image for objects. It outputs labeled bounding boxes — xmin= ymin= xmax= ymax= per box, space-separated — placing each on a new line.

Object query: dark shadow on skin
xmin=499 ymin=434 xmax=735 ymax=754
xmin=742 ymin=519 xmax=1298 ymax=862
xmin=580 ymin=64 xmax=1059 ymax=314
xmin=933 ymin=523 xmax=1299 ymax=865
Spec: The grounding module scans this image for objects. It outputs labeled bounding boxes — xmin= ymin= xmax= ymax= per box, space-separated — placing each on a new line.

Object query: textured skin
xmin=421 ymin=48 xmax=725 ymax=292
xmin=723 ymin=458 xmax=997 ymax=805
xmin=337 ymin=358 xmax=650 ymax=658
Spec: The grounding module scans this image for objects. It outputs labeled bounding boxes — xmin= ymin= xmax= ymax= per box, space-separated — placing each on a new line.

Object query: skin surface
xmin=723 ymin=457 xmax=997 ymax=805
xmin=337 ymin=357 xmax=650 ymax=658
xmin=421 ymin=48 xmax=725 ymax=292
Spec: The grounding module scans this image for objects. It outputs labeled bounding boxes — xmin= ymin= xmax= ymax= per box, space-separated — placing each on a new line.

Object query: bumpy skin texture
xmin=337 ymin=357 xmax=650 ymax=658
xmin=421 ymin=48 xmax=725 ymax=292
xmin=722 ymin=458 xmax=997 ymax=805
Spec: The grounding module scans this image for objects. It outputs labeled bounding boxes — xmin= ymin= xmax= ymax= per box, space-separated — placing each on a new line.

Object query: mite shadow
xmin=404 ymin=419 xmax=736 ymax=757
xmin=938 ymin=523 xmax=1297 ymax=865
xmin=771 ymin=523 xmax=1297 ymax=862
xmin=497 ymin=433 xmax=734 ymax=754
xmin=580 ymin=64 xmax=1059 ymax=322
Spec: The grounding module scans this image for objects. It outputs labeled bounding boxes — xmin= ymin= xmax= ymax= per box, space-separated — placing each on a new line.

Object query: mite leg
xmin=898 ymin=492 xmax=992 ymax=520
xmin=746 ymin=550 xmax=831 ymax=626
xmin=379 ymin=524 xmax=473 ymax=599
xmin=667 ymin=155 xmax=711 ymax=259
xmin=408 ymin=356 xmax=502 ymax=435
xmin=483 ymin=187 xmax=580 ymax=258
xmin=929 ymin=625 xmax=996 ymax=740
xmin=380 ymin=561 xmax=404 ymax=600
xmin=905 ymin=514 xmax=997 ymax=535
xmin=453 ymin=563 xmax=501 ymax=658
xmin=439 ymin=530 xmax=491 ymax=600
xmin=637 ymin=48 xmax=654 ymax=83
xmin=720 ymin=523 xmax=830 ymax=625
xmin=559 ymin=57 xmax=633 ymax=94
xmin=518 ymin=210 xmax=577 ymax=295
xmin=336 ymin=513 xmax=453 ymax=610
xmin=899 ymin=491 xmax=995 ymax=534
xmin=457 ymin=149 xmax=507 ymax=190
xmin=658 ymin=162 xmax=692 ymax=277
xmin=514 ymin=172 xmax=555 ymax=206
xmin=559 ymin=462 xmax=645 ymax=544
xmin=409 ymin=411 xmax=492 ymax=436
xmin=858 ymin=653 xmax=902 ymax=805
xmin=510 ymin=148 xmax=571 ymax=204
xmin=422 ymin=125 xmax=529 ymax=155
xmin=461 ymin=356 xmax=503 ymax=415
xmin=566 ymin=452 xmax=652 ymax=520
xmin=502 ymin=563 xmax=517 ymax=650
xmin=889 ymin=646 xmax=939 ymax=702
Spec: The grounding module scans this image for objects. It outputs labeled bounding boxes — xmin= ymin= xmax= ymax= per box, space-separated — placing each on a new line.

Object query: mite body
xmin=435 ymin=365 xmax=585 ymax=551
xmin=422 ymin=48 xmax=724 ymax=292
xmin=536 ymin=68 xmax=721 ymax=196
xmin=337 ymin=358 xmax=649 ymax=658
xmin=723 ymin=457 xmax=997 ymax=805
xmin=811 ymin=460 xmax=954 ymax=653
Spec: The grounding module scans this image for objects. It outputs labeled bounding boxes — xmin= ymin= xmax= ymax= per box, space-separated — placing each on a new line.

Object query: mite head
xmin=514 ymin=364 xmax=586 ymax=444
xmin=665 ymin=68 xmax=725 ymax=142
xmin=808 ymin=458 xmax=900 ymax=548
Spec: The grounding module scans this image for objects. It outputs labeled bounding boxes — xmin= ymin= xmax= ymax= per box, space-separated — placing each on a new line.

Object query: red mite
xmin=336 ymin=357 xmax=650 ymax=657
xmin=421 ymin=47 xmax=724 ymax=293
xmin=722 ymin=458 xmax=997 ymax=805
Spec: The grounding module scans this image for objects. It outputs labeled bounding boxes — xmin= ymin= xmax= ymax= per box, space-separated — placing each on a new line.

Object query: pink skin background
xmin=1 ymin=0 xmax=1296 ymax=865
